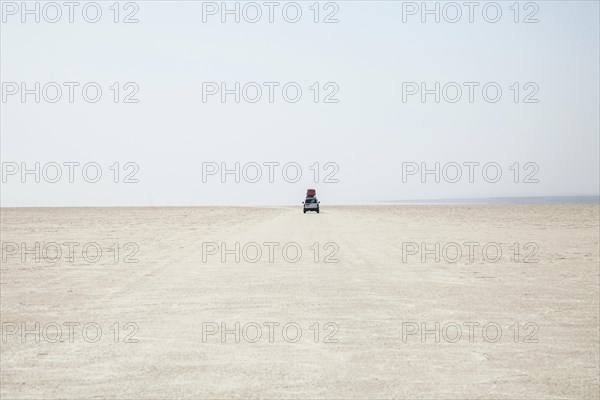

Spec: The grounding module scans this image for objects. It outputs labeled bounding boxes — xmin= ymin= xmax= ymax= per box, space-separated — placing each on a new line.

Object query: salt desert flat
xmin=1 ymin=205 xmax=598 ymax=399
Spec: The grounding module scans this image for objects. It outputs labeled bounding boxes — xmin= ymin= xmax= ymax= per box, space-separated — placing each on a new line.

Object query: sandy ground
xmin=0 ymin=205 xmax=598 ymax=399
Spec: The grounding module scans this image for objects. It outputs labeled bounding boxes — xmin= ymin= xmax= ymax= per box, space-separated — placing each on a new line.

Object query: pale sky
xmin=1 ymin=1 xmax=599 ymax=206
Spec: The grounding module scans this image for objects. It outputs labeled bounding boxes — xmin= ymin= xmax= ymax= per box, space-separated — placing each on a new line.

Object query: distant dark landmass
xmin=384 ymin=195 xmax=600 ymax=205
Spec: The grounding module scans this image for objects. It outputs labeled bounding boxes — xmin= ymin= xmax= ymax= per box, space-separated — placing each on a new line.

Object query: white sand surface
xmin=1 ymin=205 xmax=598 ymax=399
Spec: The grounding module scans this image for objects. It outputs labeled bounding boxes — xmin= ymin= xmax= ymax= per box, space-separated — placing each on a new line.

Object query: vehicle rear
xmin=303 ymin=197 xmax=319 ymax=213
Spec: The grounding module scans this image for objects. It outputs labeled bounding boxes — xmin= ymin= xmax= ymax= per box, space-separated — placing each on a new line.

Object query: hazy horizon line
xmin=1 ymin=195 xmax=599 ymax=209
xmin=380 ymin=195 xmax=600 ymax=205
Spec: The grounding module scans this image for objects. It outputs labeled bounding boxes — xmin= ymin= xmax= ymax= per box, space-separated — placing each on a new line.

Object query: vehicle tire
xmin=316 ymin=209 xmax=320 ymax=213
xmin=303 ymin=210 xmax=306 ymax=213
